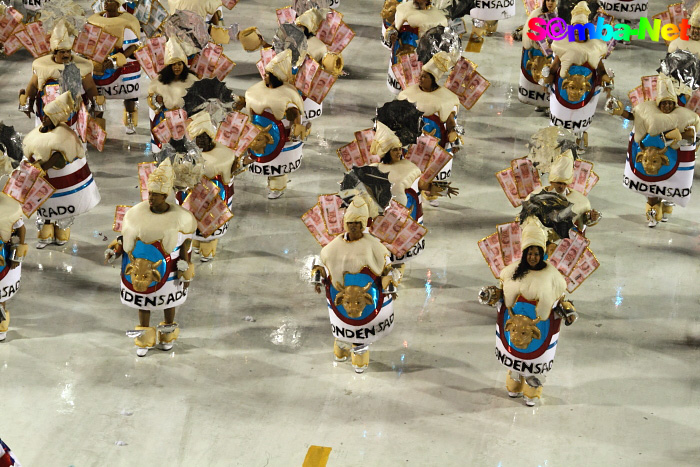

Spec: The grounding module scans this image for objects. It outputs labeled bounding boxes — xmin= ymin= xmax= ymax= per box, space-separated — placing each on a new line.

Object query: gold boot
xmin=334 ymin=339 xmax=351 ymax=362
xmin=267 ymin=175 xmax=288 ymax=199
xmin=351 ymin=345 xmax=369 ymax=373
xmin=192 ymin=239 xmax=201 ymax=254
xmin=485 ymin=20 xmax=498 ymax=35
xmin=124 ymin=109 xmax=138 ymax=135
xmin=55 ymin=227 xmax=70 ymax=245
xmin=133 ymin=326 xmax=156 ymax=357
xmin=199 ymin=239 xmax=219 ymax=262
xmin=157 ymin=322 xmax=180 ymax=351
xmin=646 ymin=202 xmax=661 ymax=227
xmin=523 ymin=379 xmax=544 ymax=406
xmin=506 ymin=371 xmax=523 ymax=398
xmin=661 ymin=201 xmax=673 ymax=222
xmin=0 ymin=308 xmax=9 ymax=341
xmin=37 ymin=223 xmax=54 ymax=249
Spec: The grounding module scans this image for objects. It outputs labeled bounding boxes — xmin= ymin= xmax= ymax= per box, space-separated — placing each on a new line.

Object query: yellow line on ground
xmin=302 ymin=445 xmax=332 ymax=467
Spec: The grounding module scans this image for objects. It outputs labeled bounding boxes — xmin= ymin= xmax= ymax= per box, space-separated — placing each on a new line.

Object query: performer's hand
xmin=445 ymin=185 xmax=459 ymax=198
xmin=156 ymin=96 xmax=164 ymax=106
xmin=314 ymin=283 xmax=322 ymax=294
xmin=9 ymin=260 xmax=20 ymax=270
xmin=18 ymin=90 xmax=31 ymax=118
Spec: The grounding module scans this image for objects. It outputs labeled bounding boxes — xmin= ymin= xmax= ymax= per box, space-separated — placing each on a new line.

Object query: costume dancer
xmin=88 ymin=0 xmax=141 ymax=134
xmin=168 ymin=0 xmax=222 ymax=26
xmin=244 ymin=49 xmax=309 ymax=199
xmin=470 ymin=0 xmax=516 ymax=39
xmin=105 ymin=159 xmax=197 ymax=356
xmin=668 ymin=7 xmax=700 ymax=58
xmin=0 ymin=193 xmax=27 ymax=342
xmin=19 ymin=20 xmax=98 ymax=128
xmin=183 ymin=112 xmax=246 ymax=262
xmin=397 ymin=51 xmax=459 ymax=206
xmin=22 ymin=92 xmax=100 ymax=248
xmin=384 ymin=0 xmax=447 ymax=94
xmin=479 ymin=217 xmax=578 ymax=406
xmin=147 ymin=38 xmax=198 ymax=153
xmin=609 ymin=75 xmax=700 ymax=227
xmin=543 ymin=1 xmax=611 ymax=150
xmin=519 ymin=0 xmax=557 ymax=112
xmin=312 ymin=196 xmax=397 ymax=373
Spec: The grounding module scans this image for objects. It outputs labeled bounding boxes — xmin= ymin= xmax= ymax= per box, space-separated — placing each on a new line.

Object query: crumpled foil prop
xmin=520 ymin=194 xmax=578 ymax=240
xmin=40 ymin=0 xmax=87 ymax=33
xmin=163 ymin=10 xmax=210 ymax=56
xmin=293 ymin=0 xmax=331 ymax=15
xmin=0 ymin=122 xmax=24 ymax=165
xmin=416 ymin=25 xmax=462 ymax=66
xmin=157 ymin=139 xmax=204 ymax=190
xmin=375 ymin=100 xmax=423 ymax=146
xmin=60 ymin=63 xmax=83 ymax=110
xmin=273 ymin=23 xmax=308 ymax=67
xmin=658 ymin=50 xmax=700 ymax=92
xmin=527 ymin=126 xmax=578 ymax=175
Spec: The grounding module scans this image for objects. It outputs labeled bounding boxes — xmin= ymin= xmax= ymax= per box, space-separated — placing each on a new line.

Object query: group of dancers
xmin=0 ymin=0 xmax=696 ymax=424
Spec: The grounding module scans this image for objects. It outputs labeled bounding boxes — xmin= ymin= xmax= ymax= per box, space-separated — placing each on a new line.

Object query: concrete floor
xmin=0 ymin=0 xmax=698 ymax=465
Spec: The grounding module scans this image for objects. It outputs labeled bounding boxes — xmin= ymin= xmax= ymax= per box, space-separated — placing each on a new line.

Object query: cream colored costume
xmin=627 ymin=76 xmax=700 ymax=223
xmin=494 ymin=217 xmax=569 ymax=404
xmin=0 ymin=194 xmax=27 ymax=341
xmin=28 ymin=20 xmax=94 ymax=126
xmin=23 ymin=93 xmax=100 ymax=246
xmin=184 ymin=112 xmax=237 ymax=260
xmin=167 ymin=0 xmax=222 ymax=17
xmin=148 ymin=39 xmax=198 ymax=152
xmin=120 ymin=159 xmax=197 ymax=354
xmin=318 ymin=197 xmax=392 ymax=372
xmin=244 ymin=50 xmax=306 ymax=195
xmin=668 ymin=8 xmax=700 ymax=56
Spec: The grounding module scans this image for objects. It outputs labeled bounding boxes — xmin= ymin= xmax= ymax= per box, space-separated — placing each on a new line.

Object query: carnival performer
xmin=105 ymin=159 xmax=197 ymax=357
xmin=519 ymin=0 xmax=557 ymax=112
xmin=668 ymin=7 xmax=700 ymax=58
xmin=543 ymin=1 xmax=611 ymax=150
xmin=22 ymin=92 xmax=100 ymax=249
xmin=147 ymin=38 xmax=198 ymax=153
xmin=312 ymin=196 xmax=396 ymax=373
xmin=88 ymin=0 xmax=141 ymax=134
xmin=384 ymin=0 xmax=447 ymax=94
xmin=183 ymin=112 xmax=247 ymax=262
xmin=19 ymin=20 xmax=98 ymax=128
xmin=397 ymin=51 xmax=459 ymax=206
xmin=295 ymin=7 xmax=345 ymax=122
xmin=244 ymin=49 xmax=309 ymax=199
xmin=0 ymin=193 xmax=28 ymax=342
xmin=470 ymin=0 xmax=516 ymax=39
xmin=479 ymin=217 xmax=578 ymax=407
xmin=527 ymin=149 xmax=600 ymax=233
xmin=609 ymin=75 xmax=700 ymax=227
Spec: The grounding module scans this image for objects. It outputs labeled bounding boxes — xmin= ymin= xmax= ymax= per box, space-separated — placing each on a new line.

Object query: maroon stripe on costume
xmin=45 ymin=162 xmax=92 ymax=190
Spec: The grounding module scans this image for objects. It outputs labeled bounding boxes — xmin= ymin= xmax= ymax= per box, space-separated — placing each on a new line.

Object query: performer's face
xmin=545 ymin=0 xmax=557 ymax=12
xmin=550 ymin=181 xmax=567 ymax=194
xmin=389 ymin=147 xmax=402 ymax=163
xmin=53 ymin=49 xmax=72 ymax=64
xmin=171 ymin=61 xmax=185 ymax=77
xmin=104 ymin=0 xmax=120 ymax=13
xmin=148 ymin=192 xmax=169 ymax=212
xmin=658 ymin=100 xmax=675 ymax=114
xmin=195 ymin=133 xmax=214 ymax=152
xmin=526 ymin=246 xmax=541 ymax=268
xmin=413 ymin=0 xmax=430 ymax=9
xmin=419 ymin=71 xmax=435 ymax=92
xmin=691 ymin=26 xmax=700 ymax=41
xmin=346 ymin=221 xmax=364 ymax=238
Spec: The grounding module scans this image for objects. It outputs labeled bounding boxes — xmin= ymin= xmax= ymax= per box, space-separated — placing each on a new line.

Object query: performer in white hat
xmin=398 ymin=50 xmax=460 ymax=206
xmin=543 ymin=2 xmax=612 ymax=151
xmin=384 ymin=0 xmax=447 ymax=94
xmin=668 ymin=7 xmax=700 ymax=58
xmin=479 ymin=216 xmax=578 ymax=407
xmin=180 ymin=112 xmax=248 ymax=261
xmin=312 ymin=196 xmax=397 ymax=373
xmin=19 ymin=20 xmax=98 ymax=128
xmin=244 ymin=49 xmax=309 ymax=199
xmin=88 ymin=0 xmax=142 ymax=134
xmin=609 ymin=74 xmax=700 ymax=227
xmin=105 ymin=159 xmax=197 ymax=357
xmin=518 ymin=0 xmax=558 ymax=112
xmin=22 ymin=92 xmax=101 ymax=249
xmin=147 ymin=38 xmax=199 ymax=153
